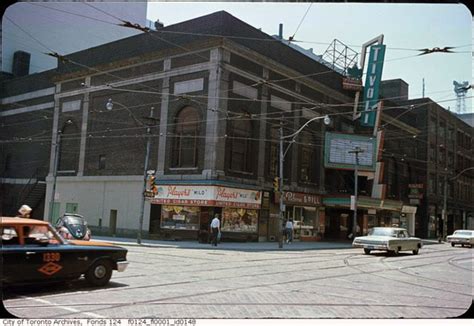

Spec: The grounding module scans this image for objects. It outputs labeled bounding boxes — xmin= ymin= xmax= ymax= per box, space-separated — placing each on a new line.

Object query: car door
xmin=1 ymin=225 xmax=25 ymax=283
xmin=19 ymin=225 xmax=82 ymax=282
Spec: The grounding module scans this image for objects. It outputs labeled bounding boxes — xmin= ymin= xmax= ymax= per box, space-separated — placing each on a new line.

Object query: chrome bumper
xmin=116 ymin=261 xmax=129 ymax=272
xmin=353 ymin=243 xmax=388 ymax=250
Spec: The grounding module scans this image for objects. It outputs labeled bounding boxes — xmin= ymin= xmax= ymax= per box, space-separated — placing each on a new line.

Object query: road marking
xmin=20 ymin=296 xmax=105 ymax=318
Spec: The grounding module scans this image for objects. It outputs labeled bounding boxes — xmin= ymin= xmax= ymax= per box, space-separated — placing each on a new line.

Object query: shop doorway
xmin=149 ymin=204 xmax=161 ymax=234
xmin=198 ymin=208 xmax=211 ymax=243
xmin=109 ymin=209 xmax=117 ymax=236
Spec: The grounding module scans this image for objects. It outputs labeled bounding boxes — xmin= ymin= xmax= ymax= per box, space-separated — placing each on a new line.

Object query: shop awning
xmin=323 ymin=196 xmax=403 ymax=212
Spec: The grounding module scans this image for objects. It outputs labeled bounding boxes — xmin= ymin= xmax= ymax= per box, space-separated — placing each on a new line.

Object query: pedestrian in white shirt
xmin=210 ymin=214 xmax=221 ymax=246
xmin=285 ymin=219 xmax=294 ymax=244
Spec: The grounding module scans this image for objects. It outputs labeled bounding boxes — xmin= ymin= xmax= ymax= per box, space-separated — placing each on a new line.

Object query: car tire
xmin=363 ymin=248 xmax=371 ymax=255
xmin=412 ymin=248 xmax=419 ymax=255
xmin=390 ymin=247 xmax=399 ymax=256
xmin=451 ymin=243 xmax=455 ymax=247
xmin=85 ymin=260 xmax=112 ymax=287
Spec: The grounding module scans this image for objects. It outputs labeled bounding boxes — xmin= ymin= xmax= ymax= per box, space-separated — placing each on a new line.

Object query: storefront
xmin=150 ymin=184 xmax=262 ymax=242
xmin=323 ymin=196 xmax=417 ymax=239
xmin=275 ymin=191 xmax=324 ymax=241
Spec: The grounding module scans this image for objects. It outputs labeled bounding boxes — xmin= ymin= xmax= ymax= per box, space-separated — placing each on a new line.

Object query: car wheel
xmin=412 ymin=248 xmax=419 ymax=255
xmin=85 ymin=260 xmax=112 ymax=287
xmin=391 ymin=247 xmax=399 ymax=256
xmin=451 ymin=243 xmax=455 ymax=247
xmin=363 ymin=248 xmax=371 ymax=255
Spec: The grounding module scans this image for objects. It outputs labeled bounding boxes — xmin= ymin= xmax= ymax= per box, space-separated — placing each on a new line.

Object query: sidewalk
xmin=91 ymin=236 xmax=441 ymax=251
xmin=92 ymin=235 xmax=353 ymax=251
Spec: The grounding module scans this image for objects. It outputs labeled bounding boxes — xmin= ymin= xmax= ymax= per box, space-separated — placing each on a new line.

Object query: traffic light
xmin=273 ymin=176 xmax=280 ymax=192
xmin=149 ymin=175 xmax=157 ymax=194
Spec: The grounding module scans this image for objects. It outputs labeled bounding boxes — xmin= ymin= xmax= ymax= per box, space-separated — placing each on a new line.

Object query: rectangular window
xmin=300 ymin=147 xmax=311 ymax=182
xmin=65 ymin=203 xmax=78 ymax=214
xmin=230 ymin=138 xmax=249 ymax=172
xmin=429 ymin=174 xmax=436 ymax=194
xmin=160 ymin=205 xmax=199 ymax=230
xmin=221 ymin=207 xmax=258 ymax=233
xmin=99 ymin=155 xmax=106 ymax=170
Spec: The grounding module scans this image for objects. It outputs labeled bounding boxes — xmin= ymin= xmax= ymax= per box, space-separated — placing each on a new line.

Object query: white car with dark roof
xmin=447 ymin=230 xmax=474 ymax=248
xmin=352 ymin=227 xmax=422 ymax=255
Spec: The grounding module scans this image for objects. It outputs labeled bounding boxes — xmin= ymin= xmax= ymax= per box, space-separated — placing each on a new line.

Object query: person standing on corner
xmin=285 ymin=218 xmax=294 ymax=244
xmin=210 ymin=213 xmax=221 ymax=247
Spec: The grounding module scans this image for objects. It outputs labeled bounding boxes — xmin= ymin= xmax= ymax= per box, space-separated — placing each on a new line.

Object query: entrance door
xmin=258 ymin=210 xmax=269 ymax=241
xmin=65 ymin=203 xmax=78 ymax=214
xmin=109 ymin=210 xmax=117 ymax=236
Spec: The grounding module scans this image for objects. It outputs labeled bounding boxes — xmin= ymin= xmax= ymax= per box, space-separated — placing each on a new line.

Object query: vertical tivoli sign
xmin=361 ymin=44 xmax=386 ymax=127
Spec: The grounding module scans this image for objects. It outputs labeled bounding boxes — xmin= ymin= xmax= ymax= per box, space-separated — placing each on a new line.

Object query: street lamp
xmin=278 ymin=114 xmax=331 ymax=248
xmin=348 ymin=147 xmax=364 ymax=238
xmin=104 ymin=99 xmax=158 ymax=244
xmin=442 ymin=166 xmax=474 ymax=241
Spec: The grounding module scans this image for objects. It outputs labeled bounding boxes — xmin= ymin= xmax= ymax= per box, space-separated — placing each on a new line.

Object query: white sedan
xmin=352 ymin=227 xmax=422 ymax=255
xmin=447 ymin=230 xmax=474 ymax=248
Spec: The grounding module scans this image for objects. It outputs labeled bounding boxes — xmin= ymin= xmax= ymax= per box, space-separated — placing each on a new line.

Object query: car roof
xmin=454 ymin=230 xmax=473 ymax=232
xmin=372 ymin=227 xmax=406 ymax=230
xmin=1 ymin=217 xmax=50 ymax=226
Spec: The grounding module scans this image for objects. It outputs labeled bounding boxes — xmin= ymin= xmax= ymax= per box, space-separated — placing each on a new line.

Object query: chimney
xmin=12 ymin=51 xmax=30 ymax=77
xmin=279 ymin=23 xmax=283 ymax=39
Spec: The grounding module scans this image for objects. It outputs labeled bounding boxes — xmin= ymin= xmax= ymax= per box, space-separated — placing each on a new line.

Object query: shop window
xmin=229 ymin=116 xmax=252 ymax=173
xmin=172 ymin=106 xmax=199 ymax=168
xmin=161 ymin=205 xmax=200 ymax=230
xmin=221 ymin=207 xmax=258 ymax=233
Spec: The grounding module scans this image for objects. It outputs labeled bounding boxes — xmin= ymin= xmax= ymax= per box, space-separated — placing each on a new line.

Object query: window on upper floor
xmin=229 ymin=115 xmax=253 ymax=173
xmin=172 ymin=106 xmax=199 ymax=168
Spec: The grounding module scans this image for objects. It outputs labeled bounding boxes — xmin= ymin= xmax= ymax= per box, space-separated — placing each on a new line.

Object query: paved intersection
xmin=3 ymin=242 xmax=473 ymax=319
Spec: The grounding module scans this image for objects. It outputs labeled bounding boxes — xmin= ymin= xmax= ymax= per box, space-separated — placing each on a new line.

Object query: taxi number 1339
xmin=43 ymin=252 xmax=61 ymax=262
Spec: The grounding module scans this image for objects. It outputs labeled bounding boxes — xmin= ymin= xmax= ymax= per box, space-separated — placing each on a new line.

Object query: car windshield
xmin=64 ymin=216 xmax=85 ymax=225
xmin=368 ymin=228 xmax=396 ymax=237
xmin=23 ymin=224 xmax=65 ymax=245
xmin=454 ymin=231 xmax=472 ymax=236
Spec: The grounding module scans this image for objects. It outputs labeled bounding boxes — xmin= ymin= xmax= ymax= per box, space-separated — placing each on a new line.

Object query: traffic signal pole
xmin=137 ymin=107 xmax=155 ymax=245
xmin=278 ymin=121 xmax=284 ymax=249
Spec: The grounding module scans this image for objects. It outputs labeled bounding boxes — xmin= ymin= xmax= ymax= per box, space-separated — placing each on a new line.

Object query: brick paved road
xmin=3 ymin=243 xmax=473 ymax=319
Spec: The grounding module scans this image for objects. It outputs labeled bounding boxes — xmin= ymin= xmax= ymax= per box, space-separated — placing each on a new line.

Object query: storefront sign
xmin=408 ymin=184 xmax=424 ymax=199
xmin=275 ymin=192 xmax=321 ymax=206
xmin=342 ymin=78 xmax=363 ymax=91
xmin=151 ymin=185 xmax=262 ymax=209
xmin=401 ymin=206 xmax=417 ymax=214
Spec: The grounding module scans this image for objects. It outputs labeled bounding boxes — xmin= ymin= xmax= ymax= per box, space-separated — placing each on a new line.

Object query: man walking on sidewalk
xmin=210 ymin=214 xmax=221 ymax=247
xmin=285 ymin=219 xmax=294 ymax=244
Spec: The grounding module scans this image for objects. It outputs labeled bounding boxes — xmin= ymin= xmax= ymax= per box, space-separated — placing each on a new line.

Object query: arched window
xmin=172 ymin=106 xmax=199 ymax=168
xmin=229 ymin=116 xmax=252 ymax=173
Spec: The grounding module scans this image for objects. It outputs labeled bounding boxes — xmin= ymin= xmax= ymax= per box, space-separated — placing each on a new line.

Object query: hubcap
xmin=94 ymin=265 xmax=107 ymax=278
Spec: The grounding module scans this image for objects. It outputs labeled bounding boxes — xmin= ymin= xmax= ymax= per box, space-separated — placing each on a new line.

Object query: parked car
xmin=55 ymin=213 xmax=91 ymax=240
xmin=352 ymin=227 xmax=422 ymax=255
xmin=447 ymin=230 xmax=474 ymax=248
xmin=1 ymin=217 xmax=128 ymax=287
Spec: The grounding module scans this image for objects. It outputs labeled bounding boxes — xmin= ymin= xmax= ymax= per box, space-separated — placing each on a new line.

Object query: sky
xmin=147 ymin=2 xmax=472 ymax=113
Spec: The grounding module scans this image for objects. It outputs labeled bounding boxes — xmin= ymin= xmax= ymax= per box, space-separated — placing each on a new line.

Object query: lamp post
xmin=105 ymin=99 xmax=158 ymax=244
xmin=348 ymin=146 xmax=364 ymax=238
xmin=278 ymin=114 xmax=331 ymax=248
xmin=442 ymin=166 xmax=474 ymax=241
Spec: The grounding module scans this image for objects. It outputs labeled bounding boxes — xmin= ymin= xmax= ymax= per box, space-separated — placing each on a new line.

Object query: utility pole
xmin=49 ymin=131 xmax=61 ymax=223
xmin=441 ymin=166 xmax=474 ymax=241
xmin=278 ymin=119 xmax=284 ymax=249
xmin=349 ymin=147 xmax=364 ymax=237
xmin=137 ymin=107 xmax=155 ymax=245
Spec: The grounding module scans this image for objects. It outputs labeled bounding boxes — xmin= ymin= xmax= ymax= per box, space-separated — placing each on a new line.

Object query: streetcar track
xmin=5 ymin=247 xmax=471 ymax=318
xmin=343 ymin=254 xmax=471 ymax=297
